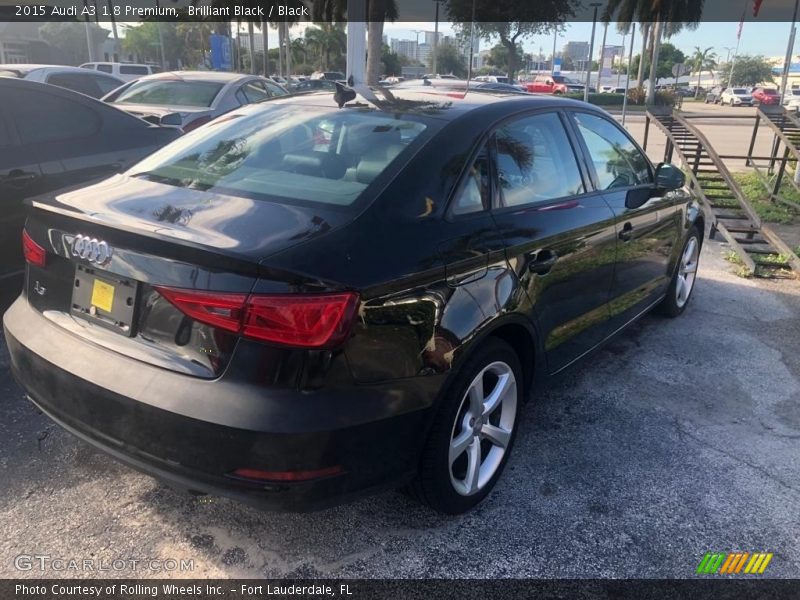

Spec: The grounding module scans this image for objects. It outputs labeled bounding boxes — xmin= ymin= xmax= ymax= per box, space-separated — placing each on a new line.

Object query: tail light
xmin=22 ymin=229 xmax=46 ymax=267
xmin=229 ymin=465 xmax=344 ymax=482
xmin=182 ymin=115 xmax=213 ymax=133
xmin=154 ymin=287 xmax=359 ymax=349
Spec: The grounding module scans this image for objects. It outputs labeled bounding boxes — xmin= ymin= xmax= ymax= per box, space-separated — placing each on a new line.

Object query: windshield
xmin=113 ymin=80 xmax=224 ymax=107
xmin=733 ymin=88 xmax=748 ymax=95
xmin=762 ymin=88 xmax=778 ymax=95
xmin=129 ymin=105 xmax=428 ymax=207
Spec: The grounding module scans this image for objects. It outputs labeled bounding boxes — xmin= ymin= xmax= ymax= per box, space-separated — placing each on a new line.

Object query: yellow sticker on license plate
xmin=91 ymin=279 xmax=115 ymax=313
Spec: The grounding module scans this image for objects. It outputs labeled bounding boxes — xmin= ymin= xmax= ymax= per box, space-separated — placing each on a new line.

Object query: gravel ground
xmin=1 ymin=238 xmax=799 ymax=579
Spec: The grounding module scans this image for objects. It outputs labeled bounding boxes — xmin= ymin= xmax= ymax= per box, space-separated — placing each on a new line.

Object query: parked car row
xmin=705 ymin=85 xmax=781 ymax=107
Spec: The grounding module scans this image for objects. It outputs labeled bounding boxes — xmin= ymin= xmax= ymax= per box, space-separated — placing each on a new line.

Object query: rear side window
xmin=239 ymin=81 xmax=270 ymax=104
xmin=46 ymin=73 xmax=102 ymax=98
xmin=129 ymin=105 xmax=428 ymax=207
xmin=97 ymin=64 xmax=113 ymax=73
xmin=95 ymin=74 xmax=123 ymax=95
xmin=113 ymin=80 xmax=223 ymax=107
xmin=495 ymin=112 xmax=585 ymax=207
xmin=572 ymin=112 xmax=652 ymax=190
xmin=8 ymin=88 xmax=100 ymax=144
xmin=452 ymin=144 xmax=492 ymax=216
xmin=120 ymin=65 xmax=149 ymax=75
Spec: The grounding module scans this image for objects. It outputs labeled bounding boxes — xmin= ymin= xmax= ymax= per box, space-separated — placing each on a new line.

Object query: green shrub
xmin=563 ymin=88 xmax=677 ymax=108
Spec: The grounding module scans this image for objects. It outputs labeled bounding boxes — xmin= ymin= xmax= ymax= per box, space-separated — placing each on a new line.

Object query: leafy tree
xmin=39 ymin=21 xmax=109 ymax=65
xmin=602 ymin=0 xmax=704 ymax=102
xmin=431 ymin=44 xmax=467 ymax=78
xmin=305 ymin=23 xmax=346 ymax=71
xmin=445 ymin=0 xmax=576 ymax=81
xmin=486 ymin=43 xmax=525 ymax=76
xmin=690 ymin=46 xmax=717 ymax=98
xmin=629 ymin=43 xmax=685 ymax=84
xmin=721 ymin=55 xmax=776 ymax=87
xmin=382 ymin=45 xmax=403 ymax=77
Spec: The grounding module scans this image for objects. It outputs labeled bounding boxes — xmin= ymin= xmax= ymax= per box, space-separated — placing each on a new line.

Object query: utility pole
xmin=552 ymin=27 xmax=558 ymax=73
xmin=596 ymin=20 xmax=608 ymax=92
xmin=432 ymin=0 xmax=442 ymax=77
xmin=584 ymin=3 xmax=601 ymax=101
xmin=622 ymin=24 xmax=635 ymax=127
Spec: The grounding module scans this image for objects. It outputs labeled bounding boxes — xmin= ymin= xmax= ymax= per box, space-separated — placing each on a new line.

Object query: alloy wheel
xmin=448 ymin=361 xmax=517 ymax=496
xmin=676 ymin=236 xmax=699 ymax=308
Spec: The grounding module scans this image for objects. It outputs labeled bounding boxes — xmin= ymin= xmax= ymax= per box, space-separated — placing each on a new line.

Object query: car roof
xmin=132 ymin=71 xmax=255 ymax=83
xmin=0 ymin=64 xmax=100 ymax=76
xmin=249 ymin=85 xmax=606 ymax=122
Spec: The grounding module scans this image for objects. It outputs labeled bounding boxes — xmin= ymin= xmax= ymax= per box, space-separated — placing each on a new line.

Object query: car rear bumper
xmin=3 ymin=297 xmax=439 ymax=511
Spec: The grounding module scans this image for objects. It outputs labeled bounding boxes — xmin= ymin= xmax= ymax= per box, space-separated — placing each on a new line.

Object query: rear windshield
xmin=762 ymin=88 xmax=778 ymax=94
xmin=129 ymin=105 xmax=428 ymax=207
xmin=113 ymin=80 xmax=223 ymax=107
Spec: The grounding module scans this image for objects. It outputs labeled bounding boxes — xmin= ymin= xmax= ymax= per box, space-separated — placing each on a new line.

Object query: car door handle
xmin=2 ymin=170 xmax=37 ymax=187
xmin=619 ymin=222 xmax=634 ymax=242
xmin=527 ymin=250 xmax=558 ymax=275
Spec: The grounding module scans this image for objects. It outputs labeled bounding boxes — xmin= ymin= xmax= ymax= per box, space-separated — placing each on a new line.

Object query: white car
xmin=80 ymin=62 xmax=161 ymax=82
xmin=719 ymin=87 xmax=753 ymax=106
xmin=0 ymin=64 xmax=124 ymax=98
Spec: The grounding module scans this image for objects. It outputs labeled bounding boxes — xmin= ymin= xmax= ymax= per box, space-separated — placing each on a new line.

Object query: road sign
xmin=672 ymin=63 xmax=690 ymax=78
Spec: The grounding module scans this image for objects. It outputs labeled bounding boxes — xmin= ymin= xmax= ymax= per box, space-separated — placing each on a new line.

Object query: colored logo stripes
xmin=696 ymin=552 xmax=773 ymax=575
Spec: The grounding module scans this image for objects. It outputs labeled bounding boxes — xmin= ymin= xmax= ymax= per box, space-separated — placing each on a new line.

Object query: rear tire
xmin=658 ymin=226 xmax=701 ymax=318
xmin=407 ymin=338 xmax=522 ymax=514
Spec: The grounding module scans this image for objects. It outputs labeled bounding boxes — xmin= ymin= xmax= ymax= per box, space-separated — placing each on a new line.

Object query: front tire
xmin=658 ymin=226 xmax=701 ymax=318
xmin=407 ymin=338 xmax=522 ymax=514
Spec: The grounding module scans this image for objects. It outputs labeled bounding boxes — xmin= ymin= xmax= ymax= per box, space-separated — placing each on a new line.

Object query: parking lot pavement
xmin=1 ymin=237 xmax=800 ymax=579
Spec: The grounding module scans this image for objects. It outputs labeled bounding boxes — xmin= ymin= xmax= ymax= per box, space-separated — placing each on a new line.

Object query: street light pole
xmin=584 ymin=3 xmax=602 ymax=101
xmin=622 ymin=24 xmax=635 ymax=127
xmin=552 ymin=27 xmax=558 ymax=73
xmin=432 ymin=0 xmax=442 ymax=77
xmin=596 ymin=20 xmax=608 ymax=92
xmin=780 ymin=0 xmax=800 ymax=104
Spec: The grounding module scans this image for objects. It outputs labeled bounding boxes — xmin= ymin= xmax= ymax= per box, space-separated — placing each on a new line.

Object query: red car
xmin=526 ymin=74 xmax=587 ymax=95
xmin=751 ymin=87 xmax=781 ymax=106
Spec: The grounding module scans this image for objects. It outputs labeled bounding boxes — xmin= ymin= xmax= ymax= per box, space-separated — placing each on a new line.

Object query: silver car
xmin=0 ymin=64 xmax=124 ymax=99
xmin=102 ymin=71 xmax=289 ymax=132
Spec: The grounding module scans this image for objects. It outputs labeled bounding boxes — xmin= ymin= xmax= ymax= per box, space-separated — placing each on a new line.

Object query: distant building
xmin=237 ymin=32 xmax=265 ymax=54
xmin=563 ymin=41 xmax=590 ymax=67
xmin=424 ymin=31 xmax=442 ymax=47
xmin=0 ymin=22 xmax=57 ymax=64
xmin=418 ymin=43 xmax=432 ymax=67
xmin=391 ymin=39 xmax=418 ymax=62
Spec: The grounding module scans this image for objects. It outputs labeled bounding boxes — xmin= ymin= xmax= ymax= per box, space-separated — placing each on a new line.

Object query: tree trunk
xmin=366 ymin=0 xmax=386 ymax=86
xmin=646 ymin=20 xmax=663 ymax=105
xmin=503 ymin=39 xmax=517 ymax=82
xmin=248 ymin=21 xmax=256 ymax=74
xmin=284 ymin=22 xmax=292 ymax=77
xmin=277 ymin=23 xmax=284 ymax=77
xmin=696 ymin=67 xmax=702 ymax=99
xmin=636 ymin=22 xmax=650 ymax=88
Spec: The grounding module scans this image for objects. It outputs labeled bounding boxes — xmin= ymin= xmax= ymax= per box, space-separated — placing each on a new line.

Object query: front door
xmin=488 ymin=111 xmax=619 ymax=374
xmin=568 ymin=111 xmax=681 ymax=332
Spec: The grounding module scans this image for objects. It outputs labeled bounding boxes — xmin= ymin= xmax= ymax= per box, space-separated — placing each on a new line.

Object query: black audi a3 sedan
xmin=4 ymin=88 xmax=704 ymax=514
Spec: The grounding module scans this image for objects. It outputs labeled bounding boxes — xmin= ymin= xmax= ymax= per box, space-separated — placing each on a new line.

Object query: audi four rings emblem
xmin=71 ymin=235 xmax=113 ymax=265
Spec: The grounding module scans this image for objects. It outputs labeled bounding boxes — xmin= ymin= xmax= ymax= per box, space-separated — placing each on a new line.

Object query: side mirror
xmin=159 ymin=112 xmax=183 ymax=127
xmin=655 ymin=163 xmax=685 ymax=191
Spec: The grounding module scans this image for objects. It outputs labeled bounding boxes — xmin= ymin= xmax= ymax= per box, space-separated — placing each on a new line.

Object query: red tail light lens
xmin=243 ymin=293 xmax=359 ymax=348
xmin=154 ymin=287 xmax=359 ymax=349
xmin=154 ymin=287 xmax=245 ymax=333
xmin=230 ymin=465 xmax=344 ymax=482
xmin=22 ymin=229 xmax=46 ymax=267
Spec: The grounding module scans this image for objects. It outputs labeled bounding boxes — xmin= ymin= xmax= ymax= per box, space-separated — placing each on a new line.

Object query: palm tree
xmin=690 ymin=46 xmax=717 ymax=98
xmin=305 ymin=23 xmax=346 ymax=70
xmin=603 ymin=0 xmax=704 ymax=103
xmin=366 ymin=0 xmax=399 ymax=85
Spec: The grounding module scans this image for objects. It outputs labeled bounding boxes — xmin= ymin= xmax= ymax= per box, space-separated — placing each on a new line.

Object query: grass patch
xmin=732 ymin=172 xmax=800 ymax=224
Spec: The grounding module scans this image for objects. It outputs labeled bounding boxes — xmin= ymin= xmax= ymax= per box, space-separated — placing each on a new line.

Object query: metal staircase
xmin=747 ymin=105 xmax=800 ymax=209
xmin=646 ymin=107 xmax=800 ymax=277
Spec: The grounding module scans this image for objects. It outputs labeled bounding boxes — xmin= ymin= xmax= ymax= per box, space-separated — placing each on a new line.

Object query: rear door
xmin=568 ymin=110 xmax=680 ymax=333
xmin=488 ymin=111 xmax=619 ymax=373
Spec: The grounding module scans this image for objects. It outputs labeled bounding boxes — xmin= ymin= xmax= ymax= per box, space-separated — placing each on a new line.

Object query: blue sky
xmin=384 ymin=21 xmax=794 ymax=61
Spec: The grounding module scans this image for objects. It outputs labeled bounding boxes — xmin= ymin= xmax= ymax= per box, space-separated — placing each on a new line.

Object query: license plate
xmin=71 ymin=264 xmax=139 ymax=336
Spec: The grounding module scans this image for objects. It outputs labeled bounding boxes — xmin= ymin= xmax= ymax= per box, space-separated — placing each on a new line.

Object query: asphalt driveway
xmin=1 ymin=237 xmax=799 ymax=579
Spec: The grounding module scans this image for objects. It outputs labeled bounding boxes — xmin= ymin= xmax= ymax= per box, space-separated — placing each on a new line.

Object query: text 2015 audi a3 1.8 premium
xmin=4 ymin=88 xmax=704 ymax=514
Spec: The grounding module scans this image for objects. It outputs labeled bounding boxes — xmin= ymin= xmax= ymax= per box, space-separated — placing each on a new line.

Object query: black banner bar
xmin=4 ymin=579 xmax=800 ymax=600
